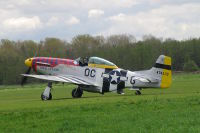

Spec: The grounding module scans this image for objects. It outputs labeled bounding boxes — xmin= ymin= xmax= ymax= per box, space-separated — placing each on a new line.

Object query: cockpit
xmin=75 ymin=57 xmax=118 ymax=69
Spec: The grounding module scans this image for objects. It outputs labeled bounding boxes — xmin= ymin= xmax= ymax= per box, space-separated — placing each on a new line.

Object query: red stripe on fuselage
xmin=32 ymin=57 xmax=78 ymax=70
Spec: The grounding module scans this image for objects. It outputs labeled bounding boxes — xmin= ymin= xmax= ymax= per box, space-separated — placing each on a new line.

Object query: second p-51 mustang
xmin=21 ymin=55 xmax=172 ymax=100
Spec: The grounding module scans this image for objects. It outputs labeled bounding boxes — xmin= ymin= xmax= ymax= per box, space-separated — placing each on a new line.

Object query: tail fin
xmin=150 ymin=55 xmax=172 ymax=88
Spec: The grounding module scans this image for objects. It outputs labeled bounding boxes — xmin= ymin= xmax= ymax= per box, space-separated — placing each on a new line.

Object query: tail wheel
xmin=135 ymin=90 xmax=141 ymax=95
xmin=72 ymin=88 xmax=83 ymax=98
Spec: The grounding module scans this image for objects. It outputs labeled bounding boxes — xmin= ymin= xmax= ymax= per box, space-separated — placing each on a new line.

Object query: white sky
xmin=0 ymin=0 xmax=200 ymax=41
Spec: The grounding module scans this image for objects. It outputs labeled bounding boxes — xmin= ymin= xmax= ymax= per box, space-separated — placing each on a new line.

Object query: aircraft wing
xmin=21 ymin=74 xmax=96 ymax=86
xmin=132 ymin=76 xmax=159 ymax=83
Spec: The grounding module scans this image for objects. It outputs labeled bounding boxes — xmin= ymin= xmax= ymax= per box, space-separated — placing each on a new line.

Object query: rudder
xmin=151 ymin=55 xmax=172 ymax=88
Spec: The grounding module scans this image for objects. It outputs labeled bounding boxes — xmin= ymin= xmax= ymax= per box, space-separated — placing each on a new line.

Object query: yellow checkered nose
xmin=25 ymin=58 xmax=33 ymax=67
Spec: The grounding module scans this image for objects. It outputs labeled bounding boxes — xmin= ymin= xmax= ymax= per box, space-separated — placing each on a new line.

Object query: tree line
xmin=0 ymin=34 xmax=200 ymax=85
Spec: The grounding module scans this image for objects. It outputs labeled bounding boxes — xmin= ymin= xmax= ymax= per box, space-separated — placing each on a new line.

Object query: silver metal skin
xmin=22 ymin=55 xmax=172 ymax=99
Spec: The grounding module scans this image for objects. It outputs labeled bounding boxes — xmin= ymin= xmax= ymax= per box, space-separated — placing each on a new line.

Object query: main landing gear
xmin=41 ymin=82 xmax=52 ymax=100
xmin=40 ymin=83 xmax=83 ymax=100
xmin=117 ymin=89 xmax=124 ymax=95
xmin=72 ymin=87 xmax=83 ymax=98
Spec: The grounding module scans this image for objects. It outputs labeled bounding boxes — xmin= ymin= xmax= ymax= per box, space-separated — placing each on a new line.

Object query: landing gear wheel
xmin=41 ymin=93 xmax=52 ymax=100
xmin=72 ymin=88 xmax=83 ymax=98
xmin=117 ymin=89 xmax=124 ymax=95
xmin=135 ymin=90 xmax=141 ymax=95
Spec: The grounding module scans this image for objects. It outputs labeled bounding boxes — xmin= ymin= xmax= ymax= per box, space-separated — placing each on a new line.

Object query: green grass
xmin=0 ymin=73 xmax=200 ymax=133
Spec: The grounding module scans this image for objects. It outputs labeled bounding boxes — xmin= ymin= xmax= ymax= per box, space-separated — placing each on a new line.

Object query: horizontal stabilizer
xmin=132 ymin=76 xmax=159 ymax=83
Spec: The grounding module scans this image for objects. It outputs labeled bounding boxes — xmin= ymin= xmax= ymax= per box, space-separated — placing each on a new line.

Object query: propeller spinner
xmin=25 ymin=58 xmax=33 ymax=67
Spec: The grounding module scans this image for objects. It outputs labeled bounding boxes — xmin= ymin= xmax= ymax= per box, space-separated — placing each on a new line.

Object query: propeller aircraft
xmin=21 ymin=55 xmax=172 ymax=100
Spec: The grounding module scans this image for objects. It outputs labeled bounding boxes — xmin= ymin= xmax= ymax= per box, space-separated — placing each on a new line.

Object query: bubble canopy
xmin=89 ymin=57 xmax=114 ymax=65
xmin=75 ymin=56 xmax=118 ymax=69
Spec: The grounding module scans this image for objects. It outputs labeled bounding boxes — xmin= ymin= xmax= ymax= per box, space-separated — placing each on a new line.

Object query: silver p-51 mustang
xmin=21 ymin=55 xmax=172 ymax=100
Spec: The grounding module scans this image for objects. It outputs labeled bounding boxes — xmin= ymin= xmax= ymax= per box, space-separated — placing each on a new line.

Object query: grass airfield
xmin=0 ymin=73 xmax=200 ymax=132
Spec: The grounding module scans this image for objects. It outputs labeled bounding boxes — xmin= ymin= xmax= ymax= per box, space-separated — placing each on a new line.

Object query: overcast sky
xmin=0 ymin=0 xmax=200 ymax=41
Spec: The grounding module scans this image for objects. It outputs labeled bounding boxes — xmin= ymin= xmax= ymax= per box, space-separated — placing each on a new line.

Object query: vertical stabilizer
xmin=150 ymin=55 xmax=172 ymax=88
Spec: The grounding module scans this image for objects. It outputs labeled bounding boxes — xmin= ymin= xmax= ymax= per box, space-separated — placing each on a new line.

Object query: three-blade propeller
xmin=21 ymin=52 xmax=37 ymax=86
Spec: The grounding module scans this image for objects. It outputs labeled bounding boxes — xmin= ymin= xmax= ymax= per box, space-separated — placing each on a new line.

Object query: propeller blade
xmin=21 ymin=67 xmax=31 ymax=86
xmin=26 ymin=67 xmax=32 ymax=74
xmin=34 ymin=51 xmax=38 ymax=57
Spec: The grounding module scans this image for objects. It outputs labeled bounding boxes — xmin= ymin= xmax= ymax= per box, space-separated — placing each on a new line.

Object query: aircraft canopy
xmin=75 ymin=56 xmax=118 ymax=69
xmin=88 ymin=57 xmax=116 ymax=66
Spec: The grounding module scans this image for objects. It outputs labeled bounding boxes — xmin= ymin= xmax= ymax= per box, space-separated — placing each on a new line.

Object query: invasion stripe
xmin=66 ymin=76 xmax=90 ymax=85
xmin=58 ymin=76 xmax=80 ymax=84
xmin=59 ymin=76 xmax=90 ymax=85
xmin=154 ymin=63 xmax=171 ymax=70
xmin=69 ymin=76 xmax=92 ymax=85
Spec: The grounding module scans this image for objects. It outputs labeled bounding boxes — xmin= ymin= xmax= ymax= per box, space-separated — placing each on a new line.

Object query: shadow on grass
xmin=52 ymin=91 xmax=200 ymax=101
xmin=53 ymin=93 xmax=136 ymax=101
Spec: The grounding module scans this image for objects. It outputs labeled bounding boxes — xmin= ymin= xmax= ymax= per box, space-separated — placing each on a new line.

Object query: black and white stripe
xmin=58 ymin=76 xmax=91 ymax=85
xmin=154 ymin=63 xmax=171 ymax=70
